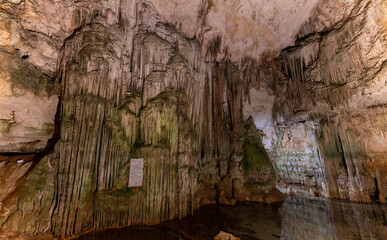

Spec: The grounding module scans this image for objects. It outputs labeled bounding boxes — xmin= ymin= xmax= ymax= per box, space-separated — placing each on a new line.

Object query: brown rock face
xmin=0 ymin=0 xmax=385 ymax=238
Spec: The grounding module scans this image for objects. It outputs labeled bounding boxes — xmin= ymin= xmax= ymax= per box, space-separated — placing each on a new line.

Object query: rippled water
xmin=77 ymin=195 xmax=387 ymax=240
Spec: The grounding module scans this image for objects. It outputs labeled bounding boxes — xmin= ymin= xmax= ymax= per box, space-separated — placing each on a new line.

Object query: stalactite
xmin=267 ymin=0 xmax=387 ymax=204
xmin=2 ymin=1 xmax=280 ymax=237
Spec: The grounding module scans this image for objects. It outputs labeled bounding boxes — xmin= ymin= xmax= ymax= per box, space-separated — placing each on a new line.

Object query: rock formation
xmin=214 ymin=231 xmax=241 ymax=240
xmin=0 ymin=0 xmax=385 ymax=238
xmin=263 ymin=0 xmax=387 ymax=203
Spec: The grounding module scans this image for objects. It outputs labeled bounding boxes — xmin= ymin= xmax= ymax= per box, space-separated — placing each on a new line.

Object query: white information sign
xmin=128 ymin=158 xmax=144 ymax=187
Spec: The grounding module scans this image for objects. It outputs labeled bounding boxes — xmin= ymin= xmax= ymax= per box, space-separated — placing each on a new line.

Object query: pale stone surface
xmin=202 ymin=0 xmax=320 ymax=61
xmin=242 ymin=86 xmax=274 ymax=131
xmin=265 ymin=122 xmax=324 ymax=187
xmin=148 ymin=0 xmax=320 ymax=62
xmin=0 ymin=93 xmax=58 ymax=152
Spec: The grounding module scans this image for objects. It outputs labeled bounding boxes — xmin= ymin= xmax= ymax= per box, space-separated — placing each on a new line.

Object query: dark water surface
xmin=77 ymin=196 xmax=387 ymax=240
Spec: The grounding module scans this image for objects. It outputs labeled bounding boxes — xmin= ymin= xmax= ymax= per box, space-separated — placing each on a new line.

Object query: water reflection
xmin=280 ymin=196 xmax=387 ymax=240
xmin=77 ymin=196 xmax=387 ymax=240
xmin=75 ymin=226 xmax=187 ymax=240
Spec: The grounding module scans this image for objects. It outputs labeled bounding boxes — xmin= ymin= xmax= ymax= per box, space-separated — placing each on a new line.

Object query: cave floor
xmin=76 ymin=195 xmax=387 ymax=240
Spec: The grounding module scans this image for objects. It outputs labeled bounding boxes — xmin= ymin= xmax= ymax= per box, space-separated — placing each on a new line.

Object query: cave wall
xmin=0 ymin=0 xmax=282 ymax=238
xmin=252 ymin=0 xmax=387 ymax=203
xmin=0 ymin=0 xmax=386 ymax=238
